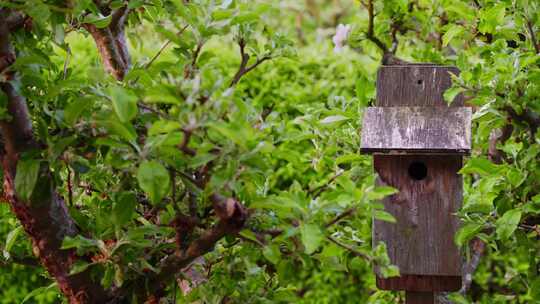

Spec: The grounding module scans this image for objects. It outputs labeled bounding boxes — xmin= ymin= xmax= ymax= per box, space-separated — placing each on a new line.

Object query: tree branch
xmin=326 ymin=235 xmax=370 ymax=261
xmin=0 ymin=14 xmax=112 ymax=303
xmin=325 ymin=207 xmax=357 ymax=228
xmin=179 ymin=128 xmax=196 ymax=156
xmin=308 ymin=170 xmax=344 ymax=198
xmin=460 ymin=237 xmax=485 ymax=295
xmin=525 ymin=17 xmax=540 ymax=54
xmin=144 ymin=25 xmax=190 ymax=69
xmin=184 ymin=41 xmax=203 ymax=79
xmin=488 ymin=122 xmax=513 ymax=164
xmin=362 ymin=0 xmax=412 ymax=65
xmin=365 ymin=0 xmax=388 ymax=54
xmin=1 ymin=255 xmax=40 ymax=267
xmin=83 ymin=5 xmax=131 ymax=80
xmin=145 ymin=194 xmax=247 ymax=300
xmin=229 ymin=38 xmax=271 ymax=87
xmin=503 ymin=105 xmax=540 ymax=137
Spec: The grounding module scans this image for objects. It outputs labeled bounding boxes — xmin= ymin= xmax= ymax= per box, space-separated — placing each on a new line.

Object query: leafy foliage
xmin=0 ymin=0 xmax=539 ymax=303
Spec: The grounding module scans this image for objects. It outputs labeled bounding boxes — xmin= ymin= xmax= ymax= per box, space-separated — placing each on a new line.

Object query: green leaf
xmin=188 ymin=153 xmax=218 ymax=168
xmin=114 ymin=264 xmax=124 ymax=287
xmin=21 ymin=282 xmax=58 ymax=304
xmin=379 ymin=264 xmax=400 ymax=278
xmin=100 ymin=117 xmax=137 ymax=142
xmin=24 ymin=2 xmax=51 ymax=25
xmin=69 ymin=261 xmax=93 ymax=275
xmin=61 ymin=235 xmax=99 ymax=250
xmin=148 ymin=120 xmax=182 ymax=136
xmin=443 ymin=87 xmax=464 ymax=105
xmin=460 ymin=157 xmax=503 ymax=176
xmin=367 ymin=186 xmax=398 ymax=200
xmin=49 ymin=136 xmax=76 ymax=160
xmin=231 ymin=12 xmax=259 ymax=25
xmin=373 ymin=210 xmax=396 ymax=223
xmin=137 ymin=161 xmax=170 ymax=204
xmin=64 ymin=97 xmax=93 ymax=126
xmin=83 ymin=14 xmax=112 ymax=29
xmin=300 ymin=223 xmax=324 ymax=254
xmin=263 ymin=244 xmax=281 ymax=265
xmin=529 ymin=277 xmax=540 ymax=300
xmin=110 ymin=86 xmax=138 ymax=122
xmin=15 ymin=159 xmax=40 ymax=201
xmin=442 ymin=25 xmax=464 ymax=47
xmin=101 ymin=263 xmax=114 ymax=289
xmin=506 ymin=168 xmax=526 ymax=188
xmin=3 ymin=226 xmax=23 ymax=259
xmin=127 ymin=0 xmax=145 ymax=9
xmin=320 ymin=115 xmax=350 ymax=125
xmin=455 ymin=222 xmax=483 ymax=246
xmin=444 ymin=2 xmax=475 ymax=21
xmin=112 ymin=192 xmax=137 ymax=227
xmin=496 ymin=209 xmax=521 ymax=240
xmin=478 ymin=4 xmax=506 ymax=34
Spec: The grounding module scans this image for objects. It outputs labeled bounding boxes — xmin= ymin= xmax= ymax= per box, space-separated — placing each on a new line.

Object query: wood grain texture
xmin=373 ymin=155 xmax=462 ymax=276
xmin=406 ymin=291 xmax=435 ymax=304
xmin=360 ymin=107 xmax=471 ymax=154
xmin=376 ymin=65 xmax=464 ymax=107
xmin=368 ymin=65 xmax=465 ymax=292
xmin=377 ymin=275 xmax=461 ymax=292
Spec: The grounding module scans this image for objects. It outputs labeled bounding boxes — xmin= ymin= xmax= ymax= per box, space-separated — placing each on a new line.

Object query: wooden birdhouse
xmin=360 ymin=65 xmax=471 ymax=303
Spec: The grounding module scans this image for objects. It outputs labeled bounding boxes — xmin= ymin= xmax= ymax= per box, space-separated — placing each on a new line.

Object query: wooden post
xmin=406 ymin=292 xmax=434 ymax=304
xmin=360 ymin=65 xmax=471 ymax=303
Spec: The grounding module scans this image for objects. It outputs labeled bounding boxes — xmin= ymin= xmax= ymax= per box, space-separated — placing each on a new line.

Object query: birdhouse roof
xmin=360 ymin=106 xmax=471 ymax=155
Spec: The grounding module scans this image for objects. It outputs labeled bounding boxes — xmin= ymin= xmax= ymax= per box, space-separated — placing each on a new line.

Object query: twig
xmin=325 ymin=207 xmax=357 ymax=228
xmin=238 ymin=233 xmax=265 ymax=247
xmin=170 ymin=168 xmax=201 ymax=189
xmin=171 ymin=169 xmax=177 ymax=205
xmin=229 ymin=38 xmax=272 ymax=87
xmin=66 ymin=165 xmax=73 ymax=206
xmin=488 ymin=122 xmax=513 ymax=164
xmin=148 ymin=195 xmax=247 ymax=298
xmin=179 ymin=129 xmax=196 ymax=156
xmin=389 ymin=21 xmax=400 ymax=54
xmin=503 ymin=105 xmax=540 ymax=137
xmin=526 ymin=17 xmax=540 ymax=54
xmin=460 ymin=237 xmax=485 ymax=295
xmin=184 ymin=41 xmax=204 ymax=79
xmin=365 ymin=0 xmax=388 ymax=53
xmin=137 ymin=102 xmax=173 ymax=120
xmin=326 ymin=235 xmax=371 ymax=261
xmin=144 ymin=25 xmax=189 ymax=70
xmin=308 ymin=170 xmax=344 ymax=198
xmin=63 ymin=45 xmax=71 ymax=80
xmin=1 ymin=255 xmax=40 ymax=267
xmin=188 ymin=191 xmax=198 ymax=217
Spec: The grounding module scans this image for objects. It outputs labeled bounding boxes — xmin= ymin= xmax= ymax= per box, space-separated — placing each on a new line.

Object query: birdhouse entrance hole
xmin=408 ymin=161 xmax=427 ymax=181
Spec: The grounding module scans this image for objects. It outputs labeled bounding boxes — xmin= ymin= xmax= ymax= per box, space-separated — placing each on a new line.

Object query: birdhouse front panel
xmin=373 ymin=155 xmax=462 ymax=276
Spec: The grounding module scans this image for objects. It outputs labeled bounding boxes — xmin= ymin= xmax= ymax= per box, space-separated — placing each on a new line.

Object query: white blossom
xmin=332 ymin=24 xmax=351 ymax=53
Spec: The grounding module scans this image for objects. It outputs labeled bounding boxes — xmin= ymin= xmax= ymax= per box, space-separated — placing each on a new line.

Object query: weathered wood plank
xmin=373 ymin=155 xmax=462 ymax=277
xmin=376 ymin=65 xmax=464 ymax=107
xmin=377 ymin=275 xmax=461 ymax=292
xmin=406 ymin=292 xmax=434 ymax=304
xmin=360 ymin=107 xmax=471 ymax=154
